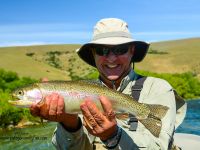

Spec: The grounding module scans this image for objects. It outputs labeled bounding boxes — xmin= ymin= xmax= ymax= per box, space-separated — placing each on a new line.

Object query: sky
xmin=0 ymin=0 xmax=200 ymax=47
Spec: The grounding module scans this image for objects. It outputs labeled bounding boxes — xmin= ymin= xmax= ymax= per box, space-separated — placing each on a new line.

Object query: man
xmin=30 ymin=18 xmax=185 ymax=149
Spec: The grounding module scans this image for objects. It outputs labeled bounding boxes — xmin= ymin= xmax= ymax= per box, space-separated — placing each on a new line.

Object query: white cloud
xmin=0 ymin=41 xmax=49 ymax=47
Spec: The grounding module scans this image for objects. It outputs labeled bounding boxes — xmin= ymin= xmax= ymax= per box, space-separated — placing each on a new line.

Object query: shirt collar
xmin=98 ymin=69 xmax=138 ymax=91
xmin=117 ymin=69 xmax=137 ymax=92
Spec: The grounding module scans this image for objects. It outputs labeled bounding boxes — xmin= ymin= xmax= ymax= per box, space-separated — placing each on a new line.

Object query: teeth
xmin=107 ymin=64 xmax=118 ymax=68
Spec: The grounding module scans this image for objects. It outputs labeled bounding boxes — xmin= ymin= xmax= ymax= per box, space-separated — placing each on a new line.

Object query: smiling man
xmin=92 ymin=44 xmax=134 ymax=88
xmin=30 ymin=18 xmax=185 ymax=150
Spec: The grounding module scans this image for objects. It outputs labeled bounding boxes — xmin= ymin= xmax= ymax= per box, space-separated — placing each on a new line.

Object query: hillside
xmin=0 ymin=44 xmax=94 ymax=80
xmin=135 ymin=38 xmax=200 ymax=79
xmin=0 ymin=38 xmax=200 ymax=80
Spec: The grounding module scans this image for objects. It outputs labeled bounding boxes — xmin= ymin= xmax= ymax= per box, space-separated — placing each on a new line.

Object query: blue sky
xmin=0 ymin=0 xmax=200 ymax=47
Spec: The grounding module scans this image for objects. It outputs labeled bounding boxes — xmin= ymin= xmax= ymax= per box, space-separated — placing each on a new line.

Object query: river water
xmin=0 ymin=99 xmax=199 ymax=150
xmin=176 ymin=99 xmax=200 ymax=135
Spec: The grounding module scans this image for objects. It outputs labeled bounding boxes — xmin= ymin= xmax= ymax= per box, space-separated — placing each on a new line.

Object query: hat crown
xmin=92 ymin=18 xmax=132 ymax=40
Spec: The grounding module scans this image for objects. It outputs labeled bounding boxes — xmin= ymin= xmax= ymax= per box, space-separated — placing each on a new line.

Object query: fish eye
xmin=18 ymin=90 xmax=24 ymax=95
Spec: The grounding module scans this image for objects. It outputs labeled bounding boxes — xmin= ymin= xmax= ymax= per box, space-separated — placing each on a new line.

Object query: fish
xmin=8 ymin=80 xmax=169 ymax=137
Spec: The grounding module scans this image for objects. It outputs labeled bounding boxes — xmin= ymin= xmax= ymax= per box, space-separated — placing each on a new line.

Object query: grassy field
xmin=135 ymin=38 xmax=200 ymax=79
xmin=0 ymin=44 xmax=94 ymax=80
xmin=0 ymin=37 xmax=200 ymax=80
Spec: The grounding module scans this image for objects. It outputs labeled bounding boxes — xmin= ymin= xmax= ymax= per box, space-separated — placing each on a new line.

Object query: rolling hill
xmin=135 ymin=38 xmax=200 ymax=79
xmin=0 ymin=44 xmax=90 ymax=80
xmin=0 ymin=38 xmax=200 ymax=80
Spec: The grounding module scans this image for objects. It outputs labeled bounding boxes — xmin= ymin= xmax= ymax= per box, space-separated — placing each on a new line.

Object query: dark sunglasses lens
xmin=95 ymin=47 xmax=110 ymax=56
xmin=95 ymin=45 xmax=129 ymax=56
xmin=113 ymin=45 xmax=129 ymax=55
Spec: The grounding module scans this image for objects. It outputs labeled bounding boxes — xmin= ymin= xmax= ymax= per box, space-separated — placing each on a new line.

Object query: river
xmin=176 ymin=99 xmax=200 ymax=135
xmin=0 ymin=99 xmax=199 ymax=149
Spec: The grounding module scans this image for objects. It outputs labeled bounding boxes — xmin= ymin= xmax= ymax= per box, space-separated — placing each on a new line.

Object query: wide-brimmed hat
xmin=76 ymin=18 xmax=150 ymax=67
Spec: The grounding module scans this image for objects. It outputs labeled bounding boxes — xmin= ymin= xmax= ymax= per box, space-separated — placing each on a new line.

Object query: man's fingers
xmin=81 ymin=101 xmax=98 ymax=129
xmin=99 ymin=96 xmax=112 ymax=113
xmin=49 ymin=93 xmax=58 ymax=116
xmin=30 ymin=93 xmax=66 ymax=122
xmin=83 ymin=115 xmax=93 ymax=130
xmin=85 ymin=99 xmax=101 ymax=115
xmin=85 ymin=99 xmax=105 ymax=125
xmin=83 ymin=116 xmax=98 ymax=135
xmin=39 ymin=99 xmax=50 ymax=119
xmin=39 ymin=95 xmax=50 ymax=116
xmin=99 ymin=96 xmax=116 ymax=121
xmin=57 ymin=95 xmax=65 ymax=115
xmin=30 ymin=104 xmax=40 ymax=117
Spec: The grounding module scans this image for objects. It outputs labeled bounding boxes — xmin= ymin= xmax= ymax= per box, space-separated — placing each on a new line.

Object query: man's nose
xmin=106 ymin=51 xmax=117 ymax=62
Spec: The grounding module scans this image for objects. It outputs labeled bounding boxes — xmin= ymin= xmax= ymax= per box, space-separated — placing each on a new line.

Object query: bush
xmin=0 ymin=69 xmax=37 ymax=127
xmin=45 ymin=51 xmax=62 ymax=69
xmin=26 ymin=52 xmax=35 ymax=57
xmin=136 ymin=70 xmax=200 ymax=99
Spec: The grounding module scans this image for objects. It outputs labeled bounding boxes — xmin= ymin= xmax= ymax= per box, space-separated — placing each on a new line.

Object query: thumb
xmin=99 ymin=96 xmax=116 ymax=121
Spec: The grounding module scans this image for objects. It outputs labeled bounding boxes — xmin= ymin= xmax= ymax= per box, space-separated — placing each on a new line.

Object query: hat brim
xmin=77 ymin=37 xmax=150 ymax=67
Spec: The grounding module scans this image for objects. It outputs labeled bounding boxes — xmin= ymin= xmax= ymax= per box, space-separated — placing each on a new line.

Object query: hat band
xmin=93 ymin=31 xmax=132 ymax=41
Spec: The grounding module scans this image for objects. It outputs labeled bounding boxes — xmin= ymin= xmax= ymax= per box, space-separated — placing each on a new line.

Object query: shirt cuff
xmin=55 ymin=121 xmax=84 ymax=141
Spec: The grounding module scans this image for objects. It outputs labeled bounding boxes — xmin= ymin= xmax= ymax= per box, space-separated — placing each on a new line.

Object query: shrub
xmin=0 ymin=69 xmax=37 ymax=127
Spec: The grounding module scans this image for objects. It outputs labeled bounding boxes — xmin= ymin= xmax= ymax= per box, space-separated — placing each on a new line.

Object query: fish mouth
xmin=8 ymin=99 xmax=34 ymax=108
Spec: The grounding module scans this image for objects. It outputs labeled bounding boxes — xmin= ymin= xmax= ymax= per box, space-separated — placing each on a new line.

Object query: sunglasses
xmin=94 ymin=44 xmax=130 ymax=56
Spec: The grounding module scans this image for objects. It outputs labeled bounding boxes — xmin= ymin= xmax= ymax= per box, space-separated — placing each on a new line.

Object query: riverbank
xmin=0 ymin=117 xmax=49 ymax=131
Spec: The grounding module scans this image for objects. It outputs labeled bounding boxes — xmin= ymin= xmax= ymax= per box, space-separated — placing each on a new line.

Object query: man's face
xmin=93 ymin=44 xmax=134 ymax=81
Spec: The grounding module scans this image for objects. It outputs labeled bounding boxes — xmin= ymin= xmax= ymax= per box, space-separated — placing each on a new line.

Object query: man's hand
xmin=30 ymin=93 xmax=80 ymax=131
xmin=80 ymin=96 xmax=117 ymax=141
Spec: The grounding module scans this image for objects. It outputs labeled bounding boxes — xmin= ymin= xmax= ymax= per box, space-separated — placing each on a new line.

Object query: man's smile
xmin=106 ymin=64 xmax=119 ymax=69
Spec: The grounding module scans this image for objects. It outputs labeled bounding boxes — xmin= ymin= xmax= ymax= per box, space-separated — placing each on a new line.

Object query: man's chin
xmin=107 ymin=75 xmax=120 ymax=81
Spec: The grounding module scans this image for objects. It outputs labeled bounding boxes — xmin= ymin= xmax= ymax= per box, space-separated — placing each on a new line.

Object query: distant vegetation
xmin=45 ymin=51 xmax=62 ymax=69
xmin=26 ymin=52 xmax=35 ymax=57
xmin=148 ymin=48 xmax=168 ymax=54
xmin=0 ymin=69 xmax=37 ymax=128
xmin=136 ymin=70 xmax=200 ymax=99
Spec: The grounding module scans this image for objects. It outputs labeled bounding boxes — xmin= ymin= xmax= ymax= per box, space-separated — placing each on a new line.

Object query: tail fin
xmin=139 ymin=104 xmax=169 ymax=137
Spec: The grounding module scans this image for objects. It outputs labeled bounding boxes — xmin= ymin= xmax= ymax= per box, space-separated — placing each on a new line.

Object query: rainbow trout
xmin=9 ymin=80 xmax=169 ymax=137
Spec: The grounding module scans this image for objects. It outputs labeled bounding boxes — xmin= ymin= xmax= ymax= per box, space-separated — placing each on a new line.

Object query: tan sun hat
xmin=76 ymin=18 xmax=150 ymax=67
